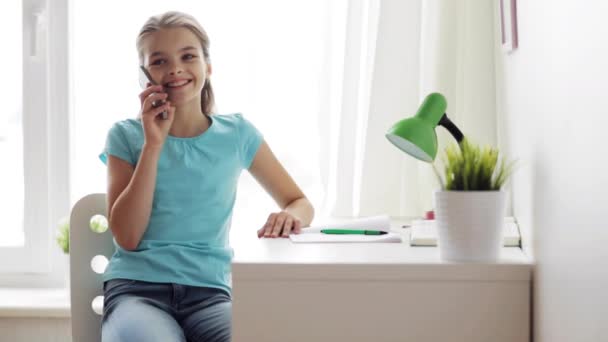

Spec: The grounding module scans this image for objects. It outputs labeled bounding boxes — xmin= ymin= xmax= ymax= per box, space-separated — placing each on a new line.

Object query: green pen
xmin=320 ymin=229 xmax=388 ymax=235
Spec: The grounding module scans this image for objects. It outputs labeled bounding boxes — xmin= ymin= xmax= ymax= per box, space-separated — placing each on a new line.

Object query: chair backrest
xmin=70 ymin=193 xmax=114 ymax=342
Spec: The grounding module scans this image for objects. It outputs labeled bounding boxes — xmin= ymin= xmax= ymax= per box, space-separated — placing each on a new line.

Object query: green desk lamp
xmin=385 ymin=93 xmax=464 ymax=162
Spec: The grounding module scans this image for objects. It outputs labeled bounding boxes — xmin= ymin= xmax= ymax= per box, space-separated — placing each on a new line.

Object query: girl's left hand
xmin=257 ymin=211 xmax=302 ymax=238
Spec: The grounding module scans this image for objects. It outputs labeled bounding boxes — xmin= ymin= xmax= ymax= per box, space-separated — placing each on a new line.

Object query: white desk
xmin=231 ymin=224 xmax=531 ymax=342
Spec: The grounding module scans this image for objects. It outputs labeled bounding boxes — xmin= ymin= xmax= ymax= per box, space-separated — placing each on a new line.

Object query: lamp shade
xmin=385 ymin=93 xmax=447 ymax=162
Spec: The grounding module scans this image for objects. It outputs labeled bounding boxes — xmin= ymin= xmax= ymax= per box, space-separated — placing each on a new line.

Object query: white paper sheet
xmin=290 ymin=231 xmax=402 ymax=243
xmin=289 ymin=215 xmax=402 ymax=243
xmin=300 ymin=215 xmax=391 ymax=233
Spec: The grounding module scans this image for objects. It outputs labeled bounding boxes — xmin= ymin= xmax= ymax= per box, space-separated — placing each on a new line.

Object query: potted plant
xmin=55 ymin=214 xmax=108 ymax=255
xmin=56 ymin=217 xmax=70 ymax=255
xmin=55 ymin=217 xmax=70 ymax=289
xmin=433 ymin=138 xmax=517 ymax=262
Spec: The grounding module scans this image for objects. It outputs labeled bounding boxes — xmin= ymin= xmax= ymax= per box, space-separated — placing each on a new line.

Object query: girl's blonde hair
xmin=136 ymin=11 xmax=215 ymax=115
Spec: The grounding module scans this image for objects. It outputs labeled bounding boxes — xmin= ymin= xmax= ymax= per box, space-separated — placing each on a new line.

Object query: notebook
xmin=408 ymin=217 xmax=521 ymax=247
xmin=289 ymin=215 xmax=402 ymax=243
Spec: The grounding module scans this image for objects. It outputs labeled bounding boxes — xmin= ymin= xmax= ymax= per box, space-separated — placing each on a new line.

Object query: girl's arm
xmin=107 ymin=85 xmax=175 ymax=250
xmin=106 ymin=144 xmax=161 ymax=250
xmin=249 ymin=141 xmax=315 ymax=238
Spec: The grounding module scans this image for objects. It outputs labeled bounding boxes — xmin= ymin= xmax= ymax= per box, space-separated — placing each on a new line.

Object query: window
xmin=0 ymin=0 xmax=70 ymax=281
xmin=0 ymin=0 xmax=24 ymax=249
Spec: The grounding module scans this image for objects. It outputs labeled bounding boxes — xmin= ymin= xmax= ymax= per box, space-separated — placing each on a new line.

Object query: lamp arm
xmin=438 ymin=114 xmax=464 ymax=143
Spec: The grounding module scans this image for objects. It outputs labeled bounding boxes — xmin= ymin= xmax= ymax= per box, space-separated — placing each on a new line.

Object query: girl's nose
xmin=168 ymin=63 xmax=183 ymax=75
xmin=169 ymin=68 xmax=183 ymax=76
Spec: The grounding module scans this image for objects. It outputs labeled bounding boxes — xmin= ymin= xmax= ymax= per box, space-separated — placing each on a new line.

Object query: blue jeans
xmin=101 ymin=279 xmax=232 ymax=342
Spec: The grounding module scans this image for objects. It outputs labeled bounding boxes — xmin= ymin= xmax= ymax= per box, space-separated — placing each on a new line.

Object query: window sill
xmin=0 ymin=288 xmax=70 ymax=318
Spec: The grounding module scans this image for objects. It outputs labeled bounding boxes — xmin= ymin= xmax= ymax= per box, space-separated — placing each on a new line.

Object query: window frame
xmin=0 ymin=0 xmax=70 ymax=285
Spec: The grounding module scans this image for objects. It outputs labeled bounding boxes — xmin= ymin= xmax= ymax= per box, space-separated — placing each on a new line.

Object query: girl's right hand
xmin=138 ymin=85 xmax=175 ymax=148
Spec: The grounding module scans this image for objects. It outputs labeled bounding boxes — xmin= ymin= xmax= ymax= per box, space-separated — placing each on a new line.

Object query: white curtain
xmin=320 ymin=0 xmax=497 ymax=218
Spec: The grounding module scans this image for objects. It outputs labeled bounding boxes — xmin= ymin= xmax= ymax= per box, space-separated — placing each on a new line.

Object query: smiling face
xmin=140 ymin=27 xmax=211 ymax=107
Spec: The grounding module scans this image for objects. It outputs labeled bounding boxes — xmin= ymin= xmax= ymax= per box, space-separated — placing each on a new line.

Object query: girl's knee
xmin=184 ymin=301 xmax=232 ymax=342
xmin=102 ymin=297 xmax=185 ymax=342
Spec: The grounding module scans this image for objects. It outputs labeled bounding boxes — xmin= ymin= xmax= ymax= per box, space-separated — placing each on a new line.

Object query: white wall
xmin=0 ymin=318 xmax=70 ymax=341
xmin=494 ymin=1 xmax=608 ymax=341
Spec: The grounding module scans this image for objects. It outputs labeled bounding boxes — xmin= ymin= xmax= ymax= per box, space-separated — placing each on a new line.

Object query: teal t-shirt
xmin=99 ymin=113 xmax=263 ymax=295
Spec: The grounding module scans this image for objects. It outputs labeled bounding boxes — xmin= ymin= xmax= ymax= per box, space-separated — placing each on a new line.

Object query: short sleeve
xmin=99 ymin=122 xmax=135 ymax=165
xmin=236 ymin=114 xmax=263 ymax=169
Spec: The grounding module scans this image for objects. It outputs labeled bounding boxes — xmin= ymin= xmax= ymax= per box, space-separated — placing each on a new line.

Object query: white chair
xmin=70 ymin=193 xmax=113 ymax=342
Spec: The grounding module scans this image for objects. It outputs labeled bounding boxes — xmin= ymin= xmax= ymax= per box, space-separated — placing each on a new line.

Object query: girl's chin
xmin=167 ymin=94 xmax=200 ymax=107
xmin=167 ymin=86 xmax=202 ymax=103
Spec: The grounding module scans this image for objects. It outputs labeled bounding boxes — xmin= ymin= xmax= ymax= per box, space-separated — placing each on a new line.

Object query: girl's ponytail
xmin=201 ymin=79 xmax=215 ymax=116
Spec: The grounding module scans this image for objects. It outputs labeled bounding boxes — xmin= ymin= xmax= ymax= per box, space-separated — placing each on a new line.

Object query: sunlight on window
xmin=0 ymin=0 xmax=24 ymax=247
xmin=72 ymin=0 xmax=327 ymax=236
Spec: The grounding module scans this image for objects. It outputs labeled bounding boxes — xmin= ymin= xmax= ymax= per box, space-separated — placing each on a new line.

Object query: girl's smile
xmin=164 ymin=78 xmax=193 ymax=88
xmin=163 ymin=78 xmax=194 ymax=94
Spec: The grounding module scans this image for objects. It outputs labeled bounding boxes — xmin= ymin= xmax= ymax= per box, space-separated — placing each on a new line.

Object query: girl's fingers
xmin=257 ymin=227 xmax=265 ymax=238
xmin=139 ymin=85 xmax=164 ymax=103
xmin=142 ymin=101 xmax=171 ymax=119
xmin=259 ymin=213 xmax=301 ymax=238
xmin=263 ymin=214 xmax=277 ymax=238
xmin=271 ymin=215 xmax=286 ymax=237
xmin=282 ymin=217 xmax=294 ymax=237
xmin=165 ymin=105 xmax=176 ymax=119
xmin=143 ymin=92 xmax=168 ymax=112
xmin=293 ymin=219 xmax=302 ymax=234
xmin=154 ymin=102 xmax=172 ymax=118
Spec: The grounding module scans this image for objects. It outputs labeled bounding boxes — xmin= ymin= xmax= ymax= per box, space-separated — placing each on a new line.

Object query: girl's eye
xmin=183 ymin=54 xmax=197 ymax=60
xmin=150 ymin=59 xmax=165 ymax=66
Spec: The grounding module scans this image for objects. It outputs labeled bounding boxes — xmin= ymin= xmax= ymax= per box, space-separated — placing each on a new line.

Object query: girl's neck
xmin=169 ymin=98 xmax=210 ymax=138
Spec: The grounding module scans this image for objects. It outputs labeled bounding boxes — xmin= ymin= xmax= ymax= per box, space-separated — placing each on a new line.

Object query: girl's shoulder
xmin=100 ymin=118 xmax=143 ymax=165
xmin=212 ymin=112 xmax=246 ymax=126
xmin=112 ymin=117 xmax=143 ymax=131
xmin=212 ymin=113 xmax=259 ymax=133
xmin=109 ymin=118 xmax=144 ymax=139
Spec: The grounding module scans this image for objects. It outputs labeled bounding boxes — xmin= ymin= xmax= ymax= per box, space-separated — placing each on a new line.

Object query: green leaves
xmin=438 ymin=138 xmax=516 ymax=191
xmin=56 ymin=218 xmax=70 ymax=255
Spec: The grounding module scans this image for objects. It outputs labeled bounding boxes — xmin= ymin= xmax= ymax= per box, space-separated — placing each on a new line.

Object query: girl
xmin=99 ymin=11 xmax=314 ymax=342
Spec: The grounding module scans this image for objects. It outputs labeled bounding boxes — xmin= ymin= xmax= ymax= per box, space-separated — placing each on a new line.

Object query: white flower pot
xmin=434 ymin=190 xmax=507 ymax=262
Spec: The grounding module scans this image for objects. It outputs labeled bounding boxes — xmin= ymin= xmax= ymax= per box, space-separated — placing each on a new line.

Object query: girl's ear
xmin=206 ymin=63 xmax=212 ymax=76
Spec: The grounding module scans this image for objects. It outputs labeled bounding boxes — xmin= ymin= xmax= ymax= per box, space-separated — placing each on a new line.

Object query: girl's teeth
xmin=168 ymin=80 xmax=189 ymax=87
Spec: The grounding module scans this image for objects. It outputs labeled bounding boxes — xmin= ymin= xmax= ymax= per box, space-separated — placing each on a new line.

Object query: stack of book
xmin=408 ymin=217 xmax=521 ymax=247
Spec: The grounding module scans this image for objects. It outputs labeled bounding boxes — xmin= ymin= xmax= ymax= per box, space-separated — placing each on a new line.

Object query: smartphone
xmin=139 ymin=65 xmax=168 ymax=119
